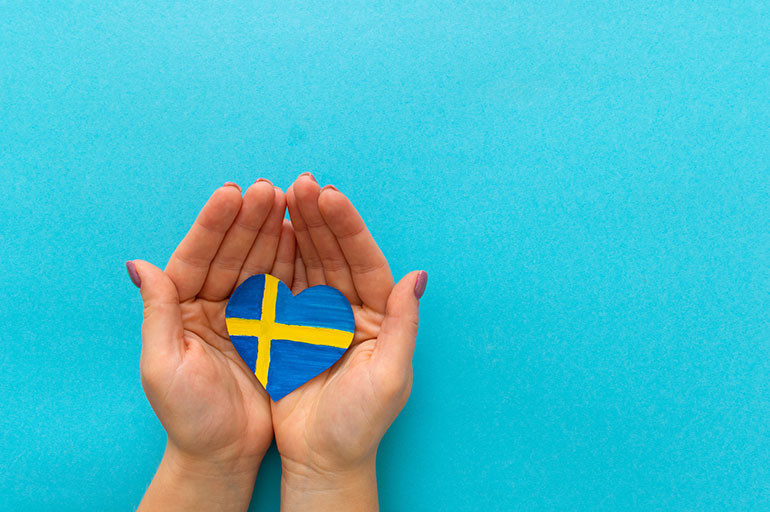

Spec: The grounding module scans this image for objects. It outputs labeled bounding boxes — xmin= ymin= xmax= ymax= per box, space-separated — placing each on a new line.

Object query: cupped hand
xmin=273 ymin=174 xmax=427 ymax=498
xmin=129 ymin=181 xmax=295 ymax=473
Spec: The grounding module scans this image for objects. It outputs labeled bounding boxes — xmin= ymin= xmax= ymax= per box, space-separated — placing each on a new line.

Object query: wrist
xmin=164 ymin=439 xmax=264 ymax=477
xmin=138 ymin=442 xmax=261 ymax=512
xmin=280 ymin=455 xmax=378 ymax=512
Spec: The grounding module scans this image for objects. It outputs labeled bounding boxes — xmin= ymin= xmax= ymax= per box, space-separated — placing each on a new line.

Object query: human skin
xmin=273 ymin=174 xmax=427 ymax=512
xmin=128 ymin=176 xmax=427 ymax=511
xmin=129 ymin=180 xmax=296 ymax=512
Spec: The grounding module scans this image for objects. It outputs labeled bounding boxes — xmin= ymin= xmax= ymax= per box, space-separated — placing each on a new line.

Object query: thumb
xmin=126 ymin=260 xmax=184 ymax=366
xmin=374 ymin=270 xmax=428 ymax=371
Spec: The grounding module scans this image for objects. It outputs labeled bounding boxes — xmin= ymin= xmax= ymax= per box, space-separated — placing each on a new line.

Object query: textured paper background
xmin=1 ymin=1 xmax=769 ymax=510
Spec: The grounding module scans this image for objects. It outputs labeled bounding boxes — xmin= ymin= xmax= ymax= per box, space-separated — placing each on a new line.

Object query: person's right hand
xmin=130 ymin=180 xmax=295 ymax=512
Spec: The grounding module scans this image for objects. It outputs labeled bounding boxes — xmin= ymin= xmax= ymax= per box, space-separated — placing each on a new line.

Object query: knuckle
xmin=406 ymin=314 xmax=420 ymax=332
xmin=142 ymin=300 xmax=176 ymax=320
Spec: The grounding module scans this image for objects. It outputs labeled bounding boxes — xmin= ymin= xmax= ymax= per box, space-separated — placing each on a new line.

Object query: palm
xmin=137 ymin=181 xmax=296 ymax=464
xmin=164 ymin=298 xmax=272 ymax=457
xmin=271 ymin=177 xmax=412 ymax=471
xmin=272 ymin=309 xmax=384 ymax=467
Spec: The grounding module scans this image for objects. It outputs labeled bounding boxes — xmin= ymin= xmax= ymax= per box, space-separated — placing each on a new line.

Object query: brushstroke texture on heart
xmin=225 ymin=274 xmax=355 ymax=401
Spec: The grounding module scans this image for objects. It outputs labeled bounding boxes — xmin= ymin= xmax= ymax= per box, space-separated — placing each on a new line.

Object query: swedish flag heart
xmin=225 ymin=274 xmax=355 ymax=401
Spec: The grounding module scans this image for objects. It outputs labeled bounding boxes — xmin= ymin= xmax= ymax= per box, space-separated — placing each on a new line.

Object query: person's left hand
xmin=271 ymin=174 xmax=427 ymax=511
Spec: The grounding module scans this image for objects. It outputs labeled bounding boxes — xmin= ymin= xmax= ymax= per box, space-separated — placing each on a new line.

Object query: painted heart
xmin=225 ymin=273 xmax=355 ymax=401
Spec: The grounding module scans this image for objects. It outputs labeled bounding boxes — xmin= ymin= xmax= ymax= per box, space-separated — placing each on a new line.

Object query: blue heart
xmin=225 ymin=274 xmax=355 ymax=401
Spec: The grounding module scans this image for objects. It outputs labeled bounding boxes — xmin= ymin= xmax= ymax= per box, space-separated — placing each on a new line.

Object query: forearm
xmin=280 ymin=457 xmax=378 ymax=512
xmin=138 ymin=443 xmax=259 ymax=512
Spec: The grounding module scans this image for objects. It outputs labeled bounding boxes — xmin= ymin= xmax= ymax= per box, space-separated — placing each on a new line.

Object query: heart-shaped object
xmin=225 ymin=274 xmax=355 ymax=401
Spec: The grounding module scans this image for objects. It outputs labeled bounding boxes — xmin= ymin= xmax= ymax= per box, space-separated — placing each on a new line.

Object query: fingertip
xmin=273 ymin=186 xmax=287 ymax=209
xmin=244 ymin=178 xmax=276 ymax=205
xmin=318 ymin=186 xmax=352 ymax=222
xmin=229 ymin=181 xmax=274 ymax=234
xmin=129 ymin=259 xmax=157 ymax=284
xmin=318 ymin=184 xmax=341 ymax=210
xmin=269 ymin=188 xmax=288 ymax=226
xmin=298 ymin=171 xmax=317 ymax=183
xmin=132 ymin=260 xmax=181 ymax=304
xmin=213 ymin=182 xmax=245 ymax=212
xmin=414 ymin=270 xmax=428 ymax=299
xmin=320 ymin=184 xmax=339 ymax=194
xmin=285 ymin=186 xmax=306 ymax=228
xmin=126 ymin=260 xmax=141 ymax=288
xmin=294 ymin=173 xmax=321 ymax=201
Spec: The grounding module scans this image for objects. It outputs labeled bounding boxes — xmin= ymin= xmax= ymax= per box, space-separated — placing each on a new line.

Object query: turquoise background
xmin=1 ymin=1 xmax=769 ymax=510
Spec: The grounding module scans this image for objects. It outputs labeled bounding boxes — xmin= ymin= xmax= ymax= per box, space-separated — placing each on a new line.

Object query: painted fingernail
xmin=414 ymin=270 xmax=428 ymax=299
xmin=223 ymin=182 xmax=242 ymax=192
xmin=255 ymin=178 xmax=273 ymax=185
xmin=299 ymin=172 xmax=317 ymax=183
xmin=126 ymin=261 xmax=141 ymax=288
xmin=320 ymin=184 xmax=338 ymax=193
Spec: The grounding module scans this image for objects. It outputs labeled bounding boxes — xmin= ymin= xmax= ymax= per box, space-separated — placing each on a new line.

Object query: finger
xmin=198 ymin=179 xmax=275 ymax=301
xmin=271 ymin=219 xmax=296 ymax=287
xmin=128 ymin=260 xmax=184 ymax=369
xmin=292 ymin=252 xmax=309 ymax=295
xmin=165 ymin=184 xmax=243 ymax=301
xmin=236 ymin=186 xmax=287 ymax=286
xmin=318 ymin=186 xmax=394 ymax=313
xmin=293 ymin=178 xmax=359 ymax=304
xmin=374 ymin=270 xmax=427 ymax=374
xmin=287 ymin=177 xmax=326 ymax=286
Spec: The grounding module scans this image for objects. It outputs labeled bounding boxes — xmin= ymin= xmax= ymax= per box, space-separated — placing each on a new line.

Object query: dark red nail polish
xmin=223 ymin=182 xmax=242 ymax=192
xmin=126 ymin=261 xmax=141 ymax=288
xmin=320 ymin=184 xmax=339 ymax=193
xmin=255 ymin=178 xmax=273 ymax=185
xmin=299 ymin=172 xmax=317 ymax=183
xmin=414 ymin=270 xmax=428 ymax=299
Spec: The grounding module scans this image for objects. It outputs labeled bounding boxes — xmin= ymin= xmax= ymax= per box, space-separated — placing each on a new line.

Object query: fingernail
xmin=320 ymin=184 xmax=338 ymax=193
xmin=126 ymin=261 xmax=141 ymax=288
xmin=223 ymin=182 xmax=242 ymax=192
xmin=299 ymin=172 xmax=317 ymax=183
xmin=255 ymin=178 xmax=273 ymax=185
xmin=414 ymin=270 xmax=428 ymax=299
